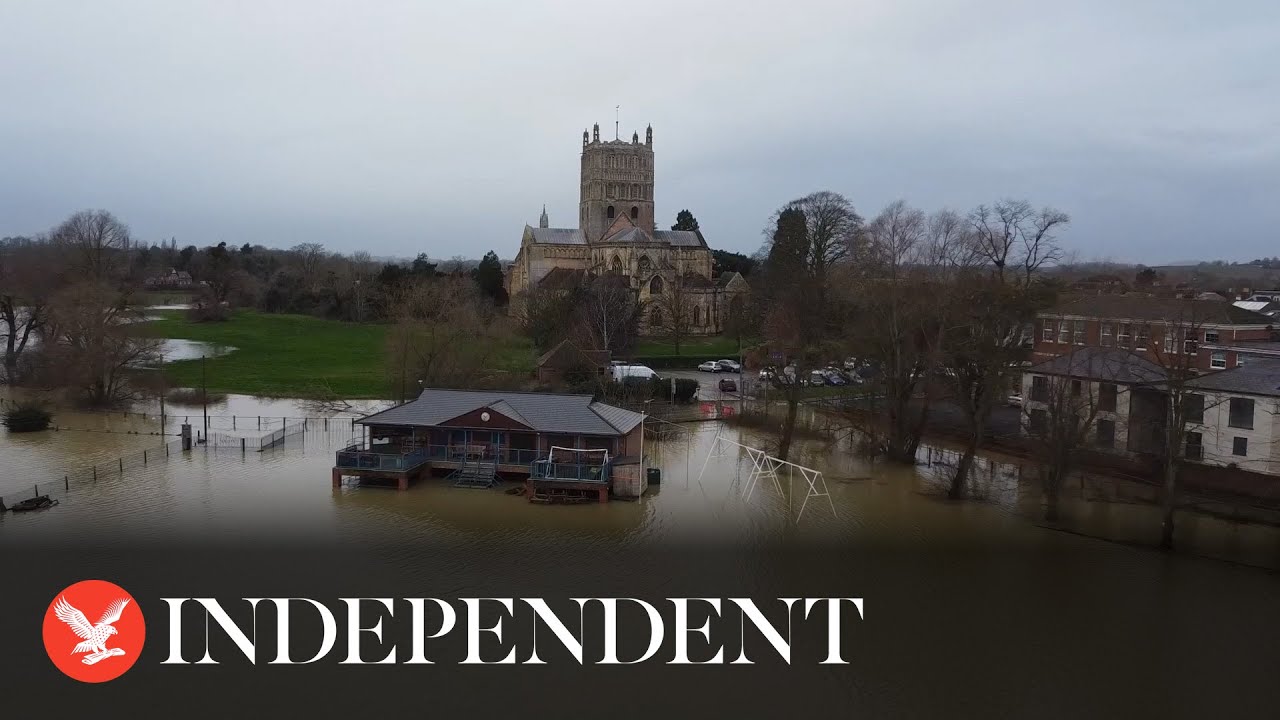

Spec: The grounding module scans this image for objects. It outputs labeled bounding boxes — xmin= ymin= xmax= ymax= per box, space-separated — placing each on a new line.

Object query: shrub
xmin=2 ymin=402 xmax=53 ymax=432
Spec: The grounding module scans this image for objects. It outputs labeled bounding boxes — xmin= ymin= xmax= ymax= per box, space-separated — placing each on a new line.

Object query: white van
xmin=611 ymin=364 xmax=659 ymax=382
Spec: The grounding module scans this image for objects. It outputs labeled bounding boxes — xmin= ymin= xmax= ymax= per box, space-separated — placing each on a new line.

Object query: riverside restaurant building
xmin=333 ymin=388 xmax=648 ymax=502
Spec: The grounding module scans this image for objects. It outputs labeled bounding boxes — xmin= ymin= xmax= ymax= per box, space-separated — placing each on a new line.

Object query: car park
xmin=718 ymin=377 xmax=738 ymax=393
xmin=698 ymin=361 xmax=720 ymax=372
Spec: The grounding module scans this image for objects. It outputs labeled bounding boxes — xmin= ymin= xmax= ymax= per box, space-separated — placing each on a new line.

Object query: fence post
xmin=144 ymin=450 xmax=147 ymax=465
xmin=324 ymin=417 xmax=328 ymax=430
xmin=92 ymin=466 xmax=97 ymax=482
xmin=65 ymin=475 xmax=69 ymax=491
xmin=258 ymin=416 xmax=261 ymax=430
xmin=119 ymin=458 xmax=123 ymax=473
xmin=304 ymin=418 xmax=308 ymax=430
xmin=233 ymin=416 xmax=237 ymax=430
xmin=35 ymin=483 xmax=39 ymax=496
xmin=241 ymin=437 xmax=246 ymax=453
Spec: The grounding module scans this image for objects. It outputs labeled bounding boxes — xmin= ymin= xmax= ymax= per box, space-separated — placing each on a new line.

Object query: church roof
xmin=538 ymin=267 xmax=587 ymax=290
xmin=529 ymin=227 xmax=586 ymax=245
xmin=653 ymin=230 xmax=705 ymax=248
xmin=716 ymin=271 xmax=744 ymax=288
xmin=682 ymin=271 xmax=715 ymax=289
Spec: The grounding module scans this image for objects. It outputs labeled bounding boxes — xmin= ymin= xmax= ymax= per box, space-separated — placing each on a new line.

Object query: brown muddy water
xmin=4 ymin=396 xmax=1280 ymax=715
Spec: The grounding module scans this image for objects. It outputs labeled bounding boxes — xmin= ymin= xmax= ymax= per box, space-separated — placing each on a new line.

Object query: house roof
xmin=716 ymin=271 xmax=742 ymax=288
xmin=1233 ymin=300 xmax=1276 ymax=314
xmin=1186 ymin=359 xmax=1280 ymax=397
xmin=1026 ymin=347 xmax=1167 ymax=384
xmin=1047 ymin=294 xmax=1274 ymax=326
xmin=357 ymin=388 xmax=645 ymax=436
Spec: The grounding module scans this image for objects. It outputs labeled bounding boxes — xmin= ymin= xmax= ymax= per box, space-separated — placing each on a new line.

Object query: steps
xmin=450 ymin=460 xmax=498 ymax=489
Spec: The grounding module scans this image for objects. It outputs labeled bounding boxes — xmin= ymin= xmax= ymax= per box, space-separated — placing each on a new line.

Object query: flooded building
xmin=333 ymin=388 xmax=647 ymax=501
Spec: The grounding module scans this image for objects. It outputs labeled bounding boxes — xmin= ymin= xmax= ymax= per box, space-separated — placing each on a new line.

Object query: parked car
xmin=822 ymin=369 xmax=848 ymax=386
xmin=698 ymin=361 xmax=720 ymax=372
xmin=715 ymin=359 xmax=741 ymax=373
xmin=718 ymin=377 xmax=738 ymax=393
xmin=758 ymin=366 xmax=778 ymax=381
xmin=1007 ymin=393 xmax=1023 ymax=408
xmin=809 ymin=370 xmax=829 ymax=386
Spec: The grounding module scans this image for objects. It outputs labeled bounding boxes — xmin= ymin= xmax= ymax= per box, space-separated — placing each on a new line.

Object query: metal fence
xmin=0 ymin=438 xmax=184 ymax=511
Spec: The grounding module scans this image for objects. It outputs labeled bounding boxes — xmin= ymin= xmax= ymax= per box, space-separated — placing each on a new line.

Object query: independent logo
xmin=42 ymin=580 xmax=144 ymax=682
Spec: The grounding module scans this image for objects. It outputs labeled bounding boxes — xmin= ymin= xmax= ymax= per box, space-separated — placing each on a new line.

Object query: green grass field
xmin=141 ymin=310 xmax=539 ymax=399
xmin=141 ymin=310 xmax=393 ymax=398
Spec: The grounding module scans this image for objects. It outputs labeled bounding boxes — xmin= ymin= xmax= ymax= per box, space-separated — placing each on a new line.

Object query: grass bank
xmin=636 ymin=335 xmax=741 ymax=357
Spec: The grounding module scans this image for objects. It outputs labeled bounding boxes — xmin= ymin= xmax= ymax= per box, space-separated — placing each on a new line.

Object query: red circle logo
xmin=42 ymin=580 xmax=145 ymax=683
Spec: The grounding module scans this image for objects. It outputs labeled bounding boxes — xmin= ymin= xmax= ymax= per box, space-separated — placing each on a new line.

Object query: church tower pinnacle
xmin=539 ymin=204 xmax=549 ymax=229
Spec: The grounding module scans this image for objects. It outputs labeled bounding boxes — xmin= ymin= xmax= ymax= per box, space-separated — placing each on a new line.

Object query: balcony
xmin=335 ymin=442 xmax=547 ymax=472
xmin=529 ymin=459 xmax=612 ymax=484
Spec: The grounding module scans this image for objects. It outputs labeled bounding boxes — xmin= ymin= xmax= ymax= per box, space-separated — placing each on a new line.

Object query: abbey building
xmin=506 ymin=123 xmax=747 ymax=335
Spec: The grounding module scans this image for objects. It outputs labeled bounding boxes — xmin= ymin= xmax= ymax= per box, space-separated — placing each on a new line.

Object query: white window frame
xmin=1135 ymin=325 xmax=1149 ymax=351
xmin=1073 ymin=320 xmax=1085 ymax=345
xmin=1210 ymin=351 xmax=1227 ymax=369
xmin=1057 ymin=321 xmax=1069 ymax=344
xmin=1042 ymin=321 xmax=1054 ymax=342
xmin=1101 ymin=322 xmax=1114 ymax=346
xmin=1204 ymin=330 xmax=1220 ymax=343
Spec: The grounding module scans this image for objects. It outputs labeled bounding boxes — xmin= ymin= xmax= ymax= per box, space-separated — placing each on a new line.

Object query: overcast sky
xmin=2 ymin=1 xmax=1277 ymax=264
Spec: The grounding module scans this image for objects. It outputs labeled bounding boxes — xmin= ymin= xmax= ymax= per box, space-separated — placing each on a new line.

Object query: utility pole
xmin=201 ymin=354 xmax=208 ymax=433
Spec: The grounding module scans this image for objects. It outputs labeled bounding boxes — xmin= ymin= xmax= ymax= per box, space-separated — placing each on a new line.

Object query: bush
xmin=608 ymin=376 xmax=699 ymax=404
xmin=631 ymin=354 xmax=730 ymax=369
xmin=2 ymin=402 xmax=52 ymax=432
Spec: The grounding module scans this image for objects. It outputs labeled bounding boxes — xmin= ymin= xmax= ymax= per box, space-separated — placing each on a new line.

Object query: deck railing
xmin=335 ymin=442 xmax=547 ymax=471
xmin=529 ymin=459 xmax=612 ymax=484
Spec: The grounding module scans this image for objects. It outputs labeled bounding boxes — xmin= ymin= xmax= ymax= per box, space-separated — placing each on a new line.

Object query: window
xmin=650 ymin=308 xmax=663 ymax=326
xmin=1029 ymin=409 xmax=1048 ymax=434
xmin=1073 ymin=320 xmax=1085 ymax=345
xmin=1210 ymin=351 xmax=1226 ymax=369
xmin=649 ymin=275 xmax=664 ymax=294
xmin=1101 ymin=323 xmax=1114 ymax=346
xmin=637 ymin=256 xmax=652 ymax=277
xmin=1237 ymin=355 xmax=1246 ymax=367
xmin=1233 ymin=437 xmax=1249 ymax=457
xmin=1096 ymin=419 xmax=1115 ymax=448
xmin=1057 ymin=321 xmax=1069 ymax=344
xmin=1042 ymin=321 xmax=1055 ymax=342
xmin=1118 ymin=323 xmax=1131 ymax=348
xmin=630 ymin=206 xmax=638 ymax=219
xmin=610 ymin=255 xmax=623 ymax=274
xmin=1185 ymin=431 xmax=1203 ymax=460
xmin=1099 ymin=383 xmax=1117 ymax=412
xmin=1204 ymin=330 xmax=1219 ymax=343
xmin=1030 ymin=375 xmax=1049 ymax=402
xmin=1229 ymin=397 xmax=1255 ymax=429
xmin=1135 ymin=325 xmax=1149 ymax=350
xmin=606 ymin=206 xmax=615 ymax=219
xmin=1183 ymin=336 xmax=1198 ymax=355
xmin=693 ymin=306 xmax=701 ymax=325
xmin=1070 ymin=379 xmax=1082 ymax=396
xmin=1185 ymin=393 xmax=1204 ymax=424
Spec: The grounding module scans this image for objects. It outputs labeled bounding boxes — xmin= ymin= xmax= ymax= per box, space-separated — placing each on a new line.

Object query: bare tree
xmin=968 ymin=200 xmax=1069 ymax=285
xmin=385 ymin=277 xmax=509 ymax=401
xmin=576 ymin=274 xmax=639 ymax=356
xmin=39 ymin=282 xmax=163 ymax=406
xmin=50 ymin=210 xmax=132 ymax=282
xmin=290 ymin=242 xmax=327 ymax=289
xmin=648 ymin=265 xmax=697 ymax=355
xmin=1022 ymin=366 xmax=1109 ymax=522
xmin=0 ymin=237 xmax=54 ymax=380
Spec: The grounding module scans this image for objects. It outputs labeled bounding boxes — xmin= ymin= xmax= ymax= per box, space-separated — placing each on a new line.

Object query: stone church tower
xmin=579 ymin=123 xmax=655 ymax=241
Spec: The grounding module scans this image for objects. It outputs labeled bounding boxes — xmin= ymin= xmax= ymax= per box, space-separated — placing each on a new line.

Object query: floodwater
xmin=3 ymin=395 xmax=1280 ymax=715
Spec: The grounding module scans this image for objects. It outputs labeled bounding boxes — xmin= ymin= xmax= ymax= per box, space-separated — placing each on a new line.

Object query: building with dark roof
xmin=1182 ymin=359 xmax=1280 ymax=475
xmin=505 ymin=124 xmax=747 ymax=336
xmin=333 ymin=388 xmax=648 ymax=500
xmin=1035 ymin=293 xmax=1275 ymax=371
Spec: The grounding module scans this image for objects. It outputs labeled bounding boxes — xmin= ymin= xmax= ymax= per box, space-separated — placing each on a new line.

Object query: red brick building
xmin=1034 ymin=295 xmax=1275 ymax=372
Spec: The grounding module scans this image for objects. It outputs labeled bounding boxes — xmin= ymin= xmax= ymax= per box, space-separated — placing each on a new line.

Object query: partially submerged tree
xmin=1022 ymin=359 xmax=1112 ymax=522
xmin=0 ymin=237 xmax=54 ymax=380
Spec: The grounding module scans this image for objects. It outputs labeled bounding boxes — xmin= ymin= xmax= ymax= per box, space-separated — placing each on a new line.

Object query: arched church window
xmin=651 ymin=308 xmax=663 ymax=326
xmin=637 ymin=256 xmax=652 ymax=278
xmin=607 ymin=206 xmax=615 ymax=219
xmin=649 ymin=275 xmax=664 ymax=295
xmin=693 ymin=306 xmax=701 ymax=326
xmin=611 ymin=256 xmax=623 ymax=274
xmin=630 ymin=206 xmax=638 ymax=220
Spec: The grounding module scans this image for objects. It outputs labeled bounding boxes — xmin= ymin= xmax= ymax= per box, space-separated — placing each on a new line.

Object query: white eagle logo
xmin=53 ymin=596 xmax=130 ymax=665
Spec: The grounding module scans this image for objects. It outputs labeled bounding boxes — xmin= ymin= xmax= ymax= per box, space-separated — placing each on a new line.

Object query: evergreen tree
xmin=471 ymin=250 xmax=508 ymax=305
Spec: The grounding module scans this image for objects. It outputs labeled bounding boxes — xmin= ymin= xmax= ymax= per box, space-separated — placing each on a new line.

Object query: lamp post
xmin=201 ymin=354 xmax=208 ymax=433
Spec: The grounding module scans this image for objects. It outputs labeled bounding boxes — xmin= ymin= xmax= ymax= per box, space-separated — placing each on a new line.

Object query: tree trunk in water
xmin=1159 ymin=460 xmax=1178 ymax=550
xmin=1044 ymin=466 xmax=1061 ymax=523
xmin=949 ymin=432 xmax=979 ymax=499
xmin=778 ymin=396 xmax=799 ymax=462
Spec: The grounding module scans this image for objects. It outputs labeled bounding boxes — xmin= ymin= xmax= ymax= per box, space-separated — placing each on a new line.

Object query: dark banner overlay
xmin=4 ymin=536 xmax=1280 ymax=719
